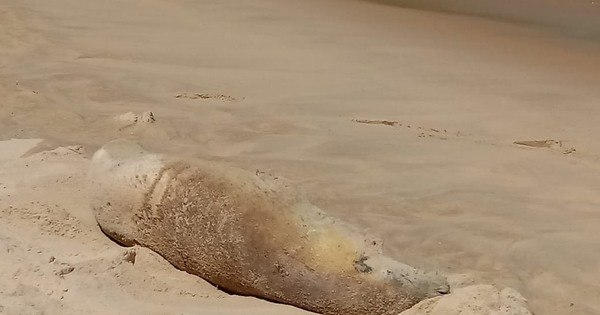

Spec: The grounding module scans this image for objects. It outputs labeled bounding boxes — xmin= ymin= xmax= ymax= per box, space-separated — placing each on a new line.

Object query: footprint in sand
xmin=353 ymin=119 xmax=578 ymax=156
xmin=114 ymin=111 xmax=155 ymax=131
xmin=513 ymin=140 xmax=576 ymax=155
xmin=352 ymin=119 xmax=399 ymax=127
xmin=352 ymin=118 xmax=452 ymax=140
xmin=514 ymin=140 xmax=561 ymax=148
xmin=175 ymin=93 xmax=238 ymax=102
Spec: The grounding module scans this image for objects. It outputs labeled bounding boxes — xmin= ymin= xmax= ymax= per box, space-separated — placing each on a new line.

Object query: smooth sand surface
xmin=372 ymin=0 xmax=600 ymax=40
xmin=1 ymin=0 xmax=599 ymax=314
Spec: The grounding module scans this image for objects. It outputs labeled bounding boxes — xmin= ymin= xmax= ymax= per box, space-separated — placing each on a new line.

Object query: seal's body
xmin=89 ymin=140 xmax=449 ymax=315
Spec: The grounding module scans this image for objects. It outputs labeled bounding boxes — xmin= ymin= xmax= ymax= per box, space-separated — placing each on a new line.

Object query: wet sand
xmin=371 ymin=0 xmax=600 ymax=39
xmin=1 ymin=0 xmax=599 ymax=314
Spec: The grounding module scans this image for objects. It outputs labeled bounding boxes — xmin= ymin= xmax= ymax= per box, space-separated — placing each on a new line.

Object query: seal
xmin=89 ymin=140 xmax=449 ymax=315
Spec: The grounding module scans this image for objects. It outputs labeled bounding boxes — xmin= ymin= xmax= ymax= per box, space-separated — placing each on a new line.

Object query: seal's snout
xmin=416 ymin=272 xmax=450 ymax=298
xmin=435 ymin=283 xmax=451 ymax=295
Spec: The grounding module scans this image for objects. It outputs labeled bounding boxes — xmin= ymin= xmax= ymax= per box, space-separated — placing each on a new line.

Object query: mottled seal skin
xmin=89 ymin=140 xmax=449 ymax=315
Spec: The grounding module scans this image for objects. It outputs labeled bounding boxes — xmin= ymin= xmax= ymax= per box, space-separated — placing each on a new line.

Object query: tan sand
xmin=1 ymin=0 xmax=599 ymax=314
xmin=372 ymin=0 xmax=600 ymax=40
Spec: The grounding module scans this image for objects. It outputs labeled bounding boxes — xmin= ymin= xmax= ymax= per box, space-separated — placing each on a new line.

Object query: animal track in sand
xmin=175 ymin=93 xmax=239 ymax=102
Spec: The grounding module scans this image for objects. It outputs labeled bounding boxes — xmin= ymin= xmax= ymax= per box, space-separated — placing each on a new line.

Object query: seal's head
xmin=89 ymin=140 xmax=164 ymax=245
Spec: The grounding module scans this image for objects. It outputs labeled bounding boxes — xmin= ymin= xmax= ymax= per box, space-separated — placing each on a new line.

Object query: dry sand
xmin=1 ymin=0 xmax=599 ymax=314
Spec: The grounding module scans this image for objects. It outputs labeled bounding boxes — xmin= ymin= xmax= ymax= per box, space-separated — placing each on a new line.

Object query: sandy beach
xmin=1 ymin=0 xmax=600 ymax=314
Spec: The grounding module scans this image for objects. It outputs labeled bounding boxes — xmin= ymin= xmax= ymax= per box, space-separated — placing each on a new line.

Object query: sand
xmin=1 ymin=0 xmax=599 ymax=314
